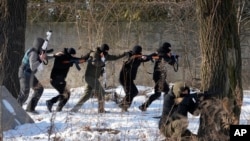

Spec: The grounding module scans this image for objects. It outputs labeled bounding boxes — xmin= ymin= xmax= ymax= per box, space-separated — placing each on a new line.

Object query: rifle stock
xmin=42 ymin=30 xmax=53 ymax=65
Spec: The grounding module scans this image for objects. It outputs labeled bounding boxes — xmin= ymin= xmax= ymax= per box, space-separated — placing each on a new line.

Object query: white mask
xmin=101 ymin=56 xmax=105 ymax=62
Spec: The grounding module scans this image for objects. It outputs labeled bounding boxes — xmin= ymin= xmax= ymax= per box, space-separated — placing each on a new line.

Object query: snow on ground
xmin=3 ymin=86 xmax=250 ymax=141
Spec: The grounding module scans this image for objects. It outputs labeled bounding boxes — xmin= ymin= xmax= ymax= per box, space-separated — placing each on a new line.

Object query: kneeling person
xmin=159 ymin=81 xmax=199 ymax=139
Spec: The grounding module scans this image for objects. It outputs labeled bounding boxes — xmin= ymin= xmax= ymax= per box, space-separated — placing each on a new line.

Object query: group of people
xmin=17 ymin=36 xmax=202 ymax=139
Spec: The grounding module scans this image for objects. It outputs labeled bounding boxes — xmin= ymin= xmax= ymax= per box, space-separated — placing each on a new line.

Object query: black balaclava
xmin=157 ymin=42 xmax=171 ymax=56
xmin=132 ymin=45 xmax=142 ymax=55
xmin=100 ymin=44 xmax=109 ymax=56
xmin=67 ymin=48 xmax=76 ymax=55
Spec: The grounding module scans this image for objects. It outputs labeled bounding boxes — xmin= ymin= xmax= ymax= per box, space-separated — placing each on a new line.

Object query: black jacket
xmin=119 ymin=53 xmax=149 ymax=81
xmin=159 ymin=92 xmax=199 ymax=128
xmin=50 ymin=50 xmax=81 ymax=80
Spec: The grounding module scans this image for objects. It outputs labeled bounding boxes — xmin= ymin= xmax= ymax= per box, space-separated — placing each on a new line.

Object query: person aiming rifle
xmin=45 ymin=47 xmax=88 ymax=112
xmin=158 ymin=81 xmax=199 ymax=140
xmin=158 ymin=81 xmax=215 ymax=140
xmin=17 ymin=31 xmax=53 ymax=113
xmin=139 ymin=42 xmax=179 ymax=111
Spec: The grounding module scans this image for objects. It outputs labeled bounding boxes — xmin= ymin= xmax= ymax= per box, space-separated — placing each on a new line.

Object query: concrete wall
xmin=25 ymin=22 xmax=250 ymax=89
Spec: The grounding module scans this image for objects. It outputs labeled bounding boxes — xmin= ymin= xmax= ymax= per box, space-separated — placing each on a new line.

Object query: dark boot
xmin=26 ymin=85 xmax=43 ymax=112
xmin=26 ymin=97 xmax=40 ymax=112
xmin=17 ymin=96 xmax=24 ymax=107
xmin=17 ymin=93 xmax=29 ymax=107
xmin=56 ymin=90 xmax=70 ymax=112
xmin=46 ymin=100 xmax=54 ymax=112
xmin=46 ymin=95 xmax=60 ymax=112
xmin=118 ymin=99 xmax=130 ymax=112
xmin=139 ymin=103 xmax=148 ymax=111
xmin=56 ymin=99 xmax=68 ymax=112
xmin=98 ymin=101 xmax=109 ymax=113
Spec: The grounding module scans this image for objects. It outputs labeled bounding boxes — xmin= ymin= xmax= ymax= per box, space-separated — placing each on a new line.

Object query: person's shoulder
xmin=54 ymin=51 xmax=64 ymax=57
xmin=165 ymin=93 xmax=175 ymax=99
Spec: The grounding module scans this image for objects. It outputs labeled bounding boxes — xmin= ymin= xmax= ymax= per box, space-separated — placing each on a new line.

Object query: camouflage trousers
xmin=160 ymin=117 xmax=190 ymax=139
xmin=71 ymin=76 xmax=106 ymax=113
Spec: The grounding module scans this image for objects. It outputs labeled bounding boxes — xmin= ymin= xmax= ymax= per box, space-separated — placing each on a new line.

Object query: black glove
xmin=87 ymin=56 xmax=93 ymax=63
xmin=124 ymin=51 xmax=132 ymax=57
xmin=168 ymin=54 xmax=179 ymax=65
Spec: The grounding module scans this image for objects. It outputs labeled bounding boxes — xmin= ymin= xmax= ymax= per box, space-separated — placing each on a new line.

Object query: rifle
xmin=62 ymin=59 xmax=85 ymax=71
xmin=62 ymin=51 xmax=92 ymax=70
xmin=188 ymin=91 xmax=216 ymax=104
xmin=130 ymin=54 xmax=179 ymax=72
xmin=41 ymin=30 xmax=53 ymax=65
xmin=170 ymin=54 xmax=179 ymax=72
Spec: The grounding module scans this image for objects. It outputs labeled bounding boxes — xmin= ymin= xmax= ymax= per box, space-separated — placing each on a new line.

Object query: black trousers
xmin=48 ymin=76 xmax=70 ymax=111
xmin=119 ymin=73 xmax=138 ymax=107
xmin=142 ymin=78 xmax=170 ymax=108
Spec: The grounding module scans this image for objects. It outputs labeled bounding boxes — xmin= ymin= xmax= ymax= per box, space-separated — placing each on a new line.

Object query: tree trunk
xmin=0 ymin=0 xmax=27 ymax=98
xmin=196 ymin=0 xmax=243 ymax=140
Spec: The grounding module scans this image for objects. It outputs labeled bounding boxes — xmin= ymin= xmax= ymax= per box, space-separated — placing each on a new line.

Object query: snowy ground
xmin=3 ymin=86 xmax=250 ymax=141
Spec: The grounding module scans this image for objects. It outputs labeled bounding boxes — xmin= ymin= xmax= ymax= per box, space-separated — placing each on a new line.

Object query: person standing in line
xmin=118 ymin=45 xmax=150 ymax=112
xmin=17 ymin=37 xmax=47 ymax=113
xmin=46 ymin=47 xmax=87 ymax=112
xmin=70 ymin=44 xmax=129 ymax=113
xmin=139 ymin=42 xmax=178 ymax=111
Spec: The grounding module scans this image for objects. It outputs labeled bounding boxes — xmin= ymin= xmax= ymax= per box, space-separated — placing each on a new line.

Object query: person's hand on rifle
xmin=124 ymin=51 xmax=132 ymax=57
xmin=168 ymin=54 xmax=179 ymax=65
xmin=141 ymin=55 xmax=147 ymax=60
xmin=39 ymin=52 xmax=47 ymax=62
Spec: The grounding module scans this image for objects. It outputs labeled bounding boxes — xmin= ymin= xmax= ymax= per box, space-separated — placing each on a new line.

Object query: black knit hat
xmin=132 ymin=45 xmax=142 ymax=54
xmin=100 ymin=44 xmax=109 ymax=52
xmin=157 ymin=42 xmax=171 ymax=54
xmin=67 ymin=48 xmax=76 ymax=55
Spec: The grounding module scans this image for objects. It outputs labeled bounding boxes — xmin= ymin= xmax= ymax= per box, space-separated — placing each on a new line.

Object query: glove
xmin=124 ymin=51 xmax=132 ymax=57
xmin=170 ymin=55 xmax=176 ymax=60
xmin=70 ymin=59 xmax=79 ymax=64
xmin=168 ymin=55 xmax=178 ymax=65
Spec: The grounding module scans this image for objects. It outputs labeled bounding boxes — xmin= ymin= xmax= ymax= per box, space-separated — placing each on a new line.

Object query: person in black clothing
xmin=158 ymin=81 xmax=199 ymax=139
xmin=139 ymin=42 xmax=177 ymax=111
xmin=46 ymin=48 xmax=87 ymax=112
xmin=118 ymin=45 xmax=150 ymax=112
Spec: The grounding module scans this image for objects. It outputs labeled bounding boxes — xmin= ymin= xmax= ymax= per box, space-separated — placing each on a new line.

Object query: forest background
xmin=24 ymin=0 xmax=250 ymax=89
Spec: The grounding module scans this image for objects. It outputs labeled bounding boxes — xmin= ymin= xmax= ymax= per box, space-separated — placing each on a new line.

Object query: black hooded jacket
xmin=159 ymin=91 xmax=199 ymax=128
xmin=119 ymin=52 xmax=150 ymax=81
xmin=50 ymin=48 xmax=79 ymax=80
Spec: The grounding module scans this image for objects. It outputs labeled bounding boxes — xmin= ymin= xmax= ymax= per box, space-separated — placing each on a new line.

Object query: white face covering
xmin=101 ymin=56 xmax=105 ymax=62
